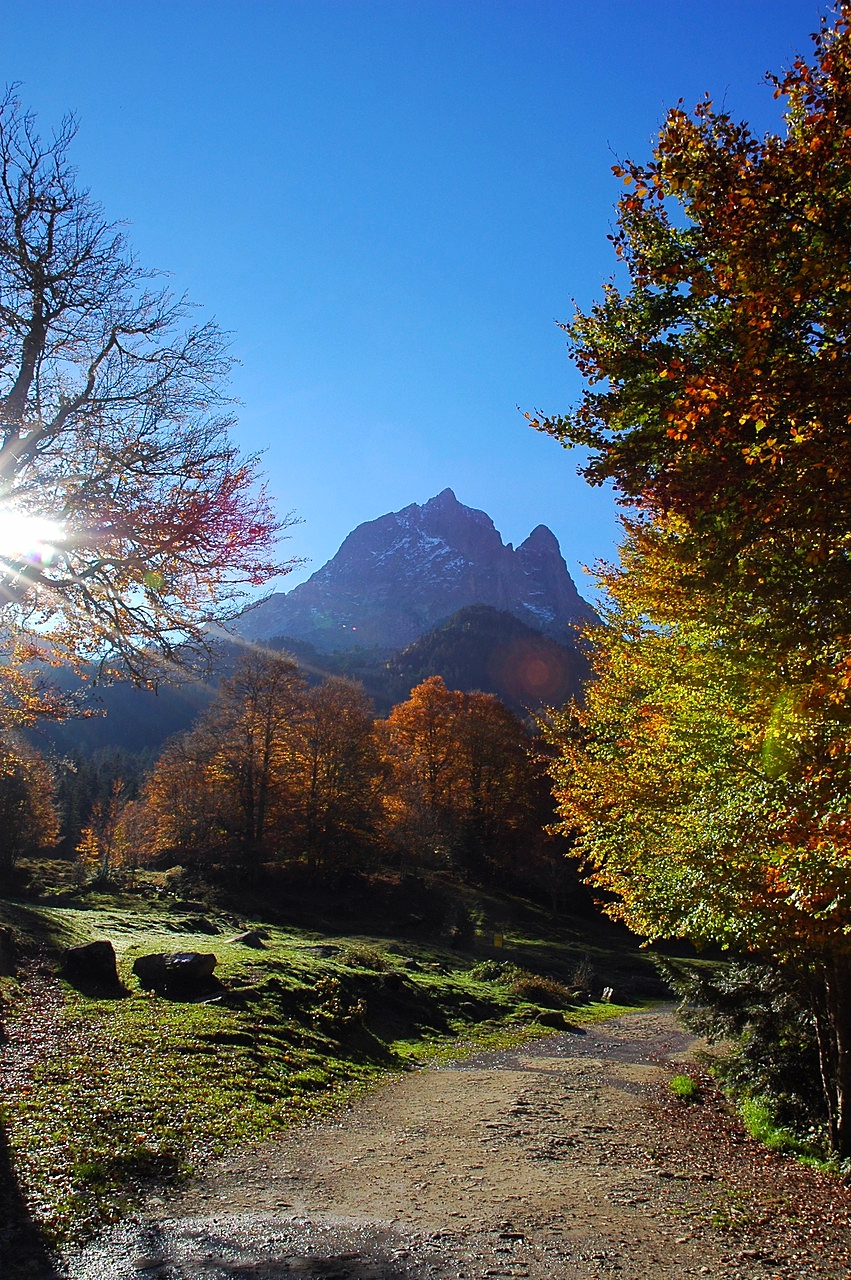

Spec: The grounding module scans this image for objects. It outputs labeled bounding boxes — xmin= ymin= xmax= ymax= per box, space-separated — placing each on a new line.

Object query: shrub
xmin=509 ymin=973 xmax=573 ymax=1009
xmin=469 ymin=959 xmax=523 ymax=984
xmin=669 ymin=1073 xmax=699 ymax=1102
xmin=656 ymin=956 xmax=826 ymax=1144
xmin=312 ymin=976 xmax=366 ymax=1032
xmin=571 ymin=953 xmax=596 ymax=992
xmin=340 ymin=944 xmax=390 ymax=971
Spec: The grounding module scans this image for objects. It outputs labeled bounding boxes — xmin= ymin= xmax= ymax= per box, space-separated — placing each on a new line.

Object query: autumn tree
xmin=295 ymin=677 xmax=384 ymax=873
xmin=380 ymin=676 xmax=462 ymax=862
xmin=453 ymin=690 xmax=541 ymax=876
xmin=380 ymin=676 xmax=541 ymax=877
xmin=0 ymin=739 xmax=59 ymax=882
xmin=75 ymin=777 xmax=127 ymax=882
xmin=141 ymin=649 xmax=304 ymax=873
xmin=138 ymin=729 xmax=222 ymax=862
xmin=0 ymin=89 xmax=291 ymax=689
xmin=535 ymin=7 xmax=851 ymax=1153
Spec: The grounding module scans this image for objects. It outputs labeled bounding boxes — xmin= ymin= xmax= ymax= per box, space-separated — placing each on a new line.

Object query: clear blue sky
xmin=1 ymin=0 xmax=830 ymax=602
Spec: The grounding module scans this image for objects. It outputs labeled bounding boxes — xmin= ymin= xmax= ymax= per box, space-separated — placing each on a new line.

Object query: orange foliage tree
xmin=0 ymin=740 xmax=59 ymax=883
xmin=141 ymin=649 xmax=304 ymax=872
xmin=380 ymin=676 xmax=540 ymax=877
xmin=75 ymin=778 xmax=128 ymax=883
xmin=297 ymin=677 xmax=385 ymax=873
xmin=140 ymin=658 xmax=384 ymax=879
xmin=536 ymin=8 xmax=851 ymax=1153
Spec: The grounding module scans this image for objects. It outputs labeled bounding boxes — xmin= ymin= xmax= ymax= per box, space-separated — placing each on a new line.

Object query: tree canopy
xmin=536 ymin=6 xmax=851 ymax=1155
xmin=531 ymin=7 xmax=851 ymax=679
xmin=0 ymin=89 xmax=291 ymax=687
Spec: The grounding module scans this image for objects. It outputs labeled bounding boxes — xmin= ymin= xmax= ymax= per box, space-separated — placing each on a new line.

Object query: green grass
xmin=0 ymin=885 xmax=656 ymax=1245
xmin=669 ymin=1073 xmax=699 ymax=1102
xmin=739 ymin=1094 xmax=824 ymax=1165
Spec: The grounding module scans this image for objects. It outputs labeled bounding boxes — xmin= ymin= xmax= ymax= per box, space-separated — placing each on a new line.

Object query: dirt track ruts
xmin=62 ymin=1008 xmax=851 ymax=1280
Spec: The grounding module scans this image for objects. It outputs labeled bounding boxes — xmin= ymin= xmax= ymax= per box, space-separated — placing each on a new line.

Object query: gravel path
xmin=60 ymin=1008 xmax=851 ymax=1280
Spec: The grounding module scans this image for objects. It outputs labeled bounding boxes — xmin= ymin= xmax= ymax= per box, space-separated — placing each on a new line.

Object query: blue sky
xmin=1 ymin=0 xmax=830 ymax=602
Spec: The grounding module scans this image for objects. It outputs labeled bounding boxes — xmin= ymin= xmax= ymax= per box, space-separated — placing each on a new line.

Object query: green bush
xmin=656 ymin=956 xmax=826 ymax=1147
xmin=469 ymin=959 xmax=523 ymax=983
xmin=669 ymin=1073 xmax=699 ymax=1102
xmin=340 ymin=943 xmax=390 ymax=971
xmin=312 ymin=975 xmax=366 ymax=1031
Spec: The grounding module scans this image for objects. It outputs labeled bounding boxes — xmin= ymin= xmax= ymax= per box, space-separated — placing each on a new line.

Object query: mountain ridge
xmin=237 ymin=488 xmax=596 ymax=651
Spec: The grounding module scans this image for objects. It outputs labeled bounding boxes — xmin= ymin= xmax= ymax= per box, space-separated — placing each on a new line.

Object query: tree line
xmin=2 ymin=658 xmax=569 ymax=908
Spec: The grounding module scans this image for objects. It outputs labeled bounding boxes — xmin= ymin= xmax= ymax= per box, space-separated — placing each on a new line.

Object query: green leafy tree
xmin=536 ymin=7 xmax=851 ymax=1154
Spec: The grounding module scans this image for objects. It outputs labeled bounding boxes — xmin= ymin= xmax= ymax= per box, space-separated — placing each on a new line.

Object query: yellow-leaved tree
xmin=536 ymin=8 xmax=851 ymax=1154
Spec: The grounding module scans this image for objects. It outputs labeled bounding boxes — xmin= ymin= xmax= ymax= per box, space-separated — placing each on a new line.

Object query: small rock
xmin=534 ymin=1009 xmax=567 ymax=1029
xmin=180 ymin=916 xmax=220 ymax=935
xmin=228 ymin=930 xmax=266 ymax=948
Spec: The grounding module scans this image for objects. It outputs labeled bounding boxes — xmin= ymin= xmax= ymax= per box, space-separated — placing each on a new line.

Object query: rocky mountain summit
xmin=237 ymin=489 xmax=596 ymax=651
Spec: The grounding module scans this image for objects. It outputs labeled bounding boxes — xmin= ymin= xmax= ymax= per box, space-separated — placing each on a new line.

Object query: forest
xmin=1 ymin=662 xmax=573 ymax=920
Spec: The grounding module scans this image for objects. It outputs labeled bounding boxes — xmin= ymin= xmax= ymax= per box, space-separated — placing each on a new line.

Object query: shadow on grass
xmin=0 ymin=1123 xmax=58 ymax=1279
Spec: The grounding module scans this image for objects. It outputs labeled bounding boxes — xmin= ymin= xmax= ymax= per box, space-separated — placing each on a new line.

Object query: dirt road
xmin=62 ymin=1008 xmax=851 ymax=1280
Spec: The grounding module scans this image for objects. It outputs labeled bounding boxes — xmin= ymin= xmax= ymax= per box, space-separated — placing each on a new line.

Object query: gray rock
xmin=132 ymin=951 xmax=217 ymax=996
xmin=228 ymin=931 xmax=266 ymax=948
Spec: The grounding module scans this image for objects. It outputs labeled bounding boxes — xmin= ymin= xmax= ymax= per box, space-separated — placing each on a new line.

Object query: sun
xmin=0 ymin=506 xmax=65 ymax=564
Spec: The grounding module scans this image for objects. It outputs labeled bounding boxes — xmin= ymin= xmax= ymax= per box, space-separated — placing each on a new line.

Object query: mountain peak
xmin=427 ymin=487 xmax=459 ymax=507
xmin=520 ymin=523 xmax=560 ymax=551
xmin=237 ymin=492 xmax=596 ymax=651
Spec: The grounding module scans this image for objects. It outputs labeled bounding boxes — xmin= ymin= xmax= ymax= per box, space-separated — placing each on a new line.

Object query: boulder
xmin=0 ymin=927 xmax=17 ymax=977
xmin=535 ymin=1008 xmax=569 ymax=1029
xmin=132 ymin=951 xmax=218 ymax=997
xmin=228 ymin=930 xmax=265 ymax=948
xmin=62 ymin=940 xmax=122 ymax=994
xmin=179 ymin=916 xmax=220 ymax=935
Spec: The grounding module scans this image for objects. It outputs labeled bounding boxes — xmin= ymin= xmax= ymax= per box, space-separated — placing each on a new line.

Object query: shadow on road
xmin=0 ymin=1122 xmax=59 ymax=1279
xmin=69 ymin=1219 xmax=452 ymax=1279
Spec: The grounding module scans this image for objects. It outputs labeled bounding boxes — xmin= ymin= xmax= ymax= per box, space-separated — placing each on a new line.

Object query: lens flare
xmin=0 ymin=506 xmax=65 ymax=565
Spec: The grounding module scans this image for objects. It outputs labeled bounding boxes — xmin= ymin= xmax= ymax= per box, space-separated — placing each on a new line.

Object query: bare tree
xmin=0 ymin=88 xmax=293 ymax=683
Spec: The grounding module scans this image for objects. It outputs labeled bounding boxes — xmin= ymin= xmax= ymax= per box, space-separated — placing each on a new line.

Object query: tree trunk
xmin=815 ymin=951 xmax=851 ymax=1158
